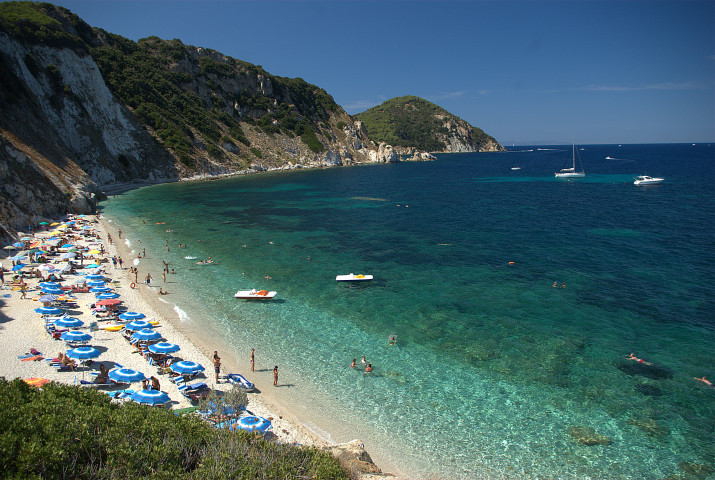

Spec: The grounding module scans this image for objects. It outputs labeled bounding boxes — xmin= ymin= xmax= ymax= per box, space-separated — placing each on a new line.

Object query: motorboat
xmin=510 ymin=167 xmax=521 ymax=170
xmin=633 ymin=175 xmax=664 ymax=185
xmin=226 ymin=373 xmax=255 ymax=391
xmin=234 ymin=289 xmax=276 ymax=299
xmin=336 ymin=273 xmax=373 ymax=282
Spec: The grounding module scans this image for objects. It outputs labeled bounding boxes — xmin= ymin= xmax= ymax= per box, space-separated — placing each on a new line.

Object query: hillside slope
xmin=0 ymin=2 xmax=394 ymax=238
xmin=355 ymin=95 xmax=504 ymax=153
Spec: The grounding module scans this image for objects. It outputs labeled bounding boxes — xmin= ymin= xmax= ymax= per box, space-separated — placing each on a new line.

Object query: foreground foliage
xmin=0 ymin=379 xmax=348 ymax=479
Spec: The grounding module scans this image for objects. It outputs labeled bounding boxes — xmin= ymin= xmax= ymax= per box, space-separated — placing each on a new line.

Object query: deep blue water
xmin=101 ymin=144 xmax=715 ymax=479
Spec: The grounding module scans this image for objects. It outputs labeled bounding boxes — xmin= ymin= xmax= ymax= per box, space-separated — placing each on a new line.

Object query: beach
xmin=0 ymin=215 xmax=343 ymax=456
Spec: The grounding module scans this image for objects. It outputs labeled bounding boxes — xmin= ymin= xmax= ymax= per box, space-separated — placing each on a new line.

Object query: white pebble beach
xmin=0 ymin=214 xmax=320 ymax=447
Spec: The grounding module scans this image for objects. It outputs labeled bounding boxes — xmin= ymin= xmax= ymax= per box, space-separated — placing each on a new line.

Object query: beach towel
xmin=17 ymin=349 xmax=41 ymax=359
xmin=21 ymin=355 xmax=44 ymax=362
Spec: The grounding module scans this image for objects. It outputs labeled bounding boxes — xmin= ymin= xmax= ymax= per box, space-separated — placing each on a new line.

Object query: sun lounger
xmin=178 ymin=382 xmax=211 ymax=401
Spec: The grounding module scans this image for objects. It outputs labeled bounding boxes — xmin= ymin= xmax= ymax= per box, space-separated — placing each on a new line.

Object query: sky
xmin=33 ymin=0 xmax=715 ymax=145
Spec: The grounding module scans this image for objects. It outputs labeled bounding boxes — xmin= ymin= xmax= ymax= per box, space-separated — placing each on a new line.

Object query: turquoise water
xmin=101 ymin=144 xmax=715 ymax=479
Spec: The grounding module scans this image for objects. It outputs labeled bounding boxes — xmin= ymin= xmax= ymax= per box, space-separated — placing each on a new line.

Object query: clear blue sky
xmin=42 ymin=0 xmax=715 ymax=145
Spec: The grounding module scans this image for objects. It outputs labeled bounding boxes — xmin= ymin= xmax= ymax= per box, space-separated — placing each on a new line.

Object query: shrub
xmin=301 ymin=130 xmax=325 ymax=153
xmin=250 ymin=147 xmax=262 ymax=158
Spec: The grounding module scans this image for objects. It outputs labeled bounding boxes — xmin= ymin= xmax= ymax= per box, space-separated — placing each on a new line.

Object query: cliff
xmin=354 ymin=95 xmax=505 ymax=153
xmin=0 ymin=2 xmax=400 ymax=239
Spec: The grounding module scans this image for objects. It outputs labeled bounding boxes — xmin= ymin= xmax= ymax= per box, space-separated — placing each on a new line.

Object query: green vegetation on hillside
xmin=0 ymin=1 xmax=338 ymax=169
xmin=0 ymin=379 xmax=348 ymax=479
xmin=355 ymin=95 xmax=499 ymax=152
xmin=0 ymin=1 xmax=92 ymax=52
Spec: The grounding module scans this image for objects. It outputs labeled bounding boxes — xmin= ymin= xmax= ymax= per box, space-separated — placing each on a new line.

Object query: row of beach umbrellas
xmin=21 ymin=249 xmax=208 ymax=408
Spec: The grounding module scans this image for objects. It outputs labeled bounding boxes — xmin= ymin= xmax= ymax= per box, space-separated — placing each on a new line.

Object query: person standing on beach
xmin=273 ymin=365 xmax=279 ymax=387
xmin=162 ymin=271 xmax=166 ymax=283
xmin=213 ymin=351 xmax=221 ymax=383
xmin=250 ymin=348 xmax=255 ymax=372
xmin=145 ymin=273 xmax=152 ymax=285
xmin=118 ymin=229 xmax=122 ymax=239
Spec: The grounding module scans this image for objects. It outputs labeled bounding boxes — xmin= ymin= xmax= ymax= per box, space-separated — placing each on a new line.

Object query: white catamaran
xmin=555 ymin=141 xmax=585 ymax=178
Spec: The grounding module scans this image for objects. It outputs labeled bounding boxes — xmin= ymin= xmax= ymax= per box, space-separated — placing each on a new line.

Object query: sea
xmin=100 ymin=143 xmax=715 ymax=480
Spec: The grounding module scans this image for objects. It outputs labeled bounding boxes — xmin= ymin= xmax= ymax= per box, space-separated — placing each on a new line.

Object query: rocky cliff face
xmin=0 ymin=31 xmax=181 ymax=239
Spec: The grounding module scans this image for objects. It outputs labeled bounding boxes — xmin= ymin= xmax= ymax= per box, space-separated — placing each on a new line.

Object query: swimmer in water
xmin=694 ymin=376 xmax=713 ymax=387
xmin=625 ymin=353 xmax=652 ymax=365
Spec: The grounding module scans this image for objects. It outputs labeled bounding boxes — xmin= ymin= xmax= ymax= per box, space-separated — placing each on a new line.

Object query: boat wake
xmin=184 ymin=256 xmax=197 ymax=260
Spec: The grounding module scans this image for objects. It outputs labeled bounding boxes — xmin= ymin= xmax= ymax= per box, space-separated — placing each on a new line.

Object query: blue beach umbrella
xmin=10 ymin=255 xmax=27 ymax=261
xmin=60 ymin=243 xmax=74 ymax=248
xmin=65 ymin=346 xmax=100 ymax=360
xmin=96 ymin=292 xmax=121 ymax=299
xmin=41 ymin=287 xmax=64 ymax=295
xmin=131 ymin=329 xmax=162 ymax=342
xmin=86 ymin=280 xmax=106 ymax=287
xmin=147 ymin=342 xmax=180 ymax=354
xmin=124 ymin=320 xmax=153 ymax=331
xmin=119 ymin=312 xmax=146 ymax=321
xmin=85 ymin=274 xmax=105 ymax=280
xmin=11 ymin=263 xmax=26 ymax=271
xmin=41 ymin=282 xmax=62 ymax=288
xmin=171 ymin=361 xmax=204 ymax=376
xmin=232 ymin=416 xmax=272 ymax=433
xmin=38 ymin=295 xmax=58 ymax=303
xmin=60 ymin=331 xmax=92 ymax=343
xmin=108 ymin=368 xmax=146 ymax=383
xmin=90 ymin=286 xmax=112 ymax=293
xmin=83 ymin=264 xmax=101 ymax=269
xmin=35 ymin=306 xmax=64 ymax=315
xmin=129 ymin=389 xmax=170 ymax=406
xmin=12 ymin=241 xmax=24 ymax=248
xmin=54 ymin=317 xmax=84 ymax=328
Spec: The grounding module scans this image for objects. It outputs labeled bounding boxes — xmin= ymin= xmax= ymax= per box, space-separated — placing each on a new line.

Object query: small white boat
xmin=234 ymin=289 xmax=276 ymax=299
xmin=634 ymin=175 xmax=664 ymax=185
xmin=336 ymin=273 xmax=373 ymax=282
xmin=511 ymin=167 xmax=521 ymax=171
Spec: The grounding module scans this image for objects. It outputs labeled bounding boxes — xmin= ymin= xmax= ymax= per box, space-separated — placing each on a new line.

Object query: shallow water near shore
xmin=101 ymin=144 xmax=715 ymax=479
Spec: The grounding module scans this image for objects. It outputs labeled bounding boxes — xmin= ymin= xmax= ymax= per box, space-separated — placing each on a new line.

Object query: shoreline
xmin=95 ymin=215 xmax=334 ymax=447
xmin=0 ymin=214 xmax=402 ymax=479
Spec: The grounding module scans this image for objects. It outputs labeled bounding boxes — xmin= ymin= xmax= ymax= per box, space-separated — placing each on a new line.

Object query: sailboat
xmin=555 ymin=140 xmax=585 ymax=178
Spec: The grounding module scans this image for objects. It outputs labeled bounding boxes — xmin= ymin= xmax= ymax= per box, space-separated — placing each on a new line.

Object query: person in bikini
xmin=625 ymin=353 xmax=652 ymax=365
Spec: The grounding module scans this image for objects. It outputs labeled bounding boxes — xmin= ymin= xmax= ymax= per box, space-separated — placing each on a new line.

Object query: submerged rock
xmin=678 ymin=461 xmax=714 ymax=477
xmin=567 ymin=426 xmax=612 ymax=446
xmin=627 ymin=416 xmax=670 ymax=437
